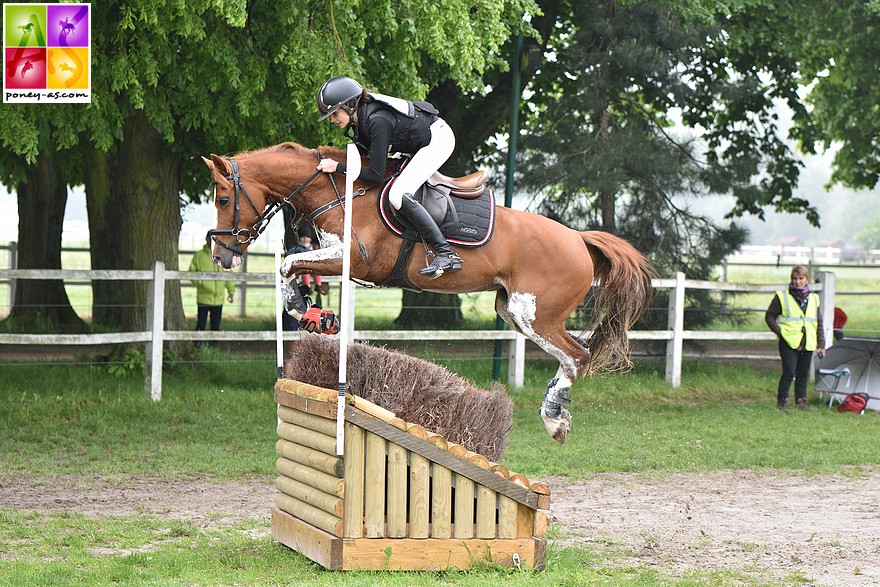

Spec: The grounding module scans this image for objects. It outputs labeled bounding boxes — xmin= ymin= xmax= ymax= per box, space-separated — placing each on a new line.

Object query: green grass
xmin=2 ymin=356 xmax=877 ymax=480
xmin=1 ymin=352 xmax=879 ymax=586
xmin=0 ymin=509 xmax=812 ymax=587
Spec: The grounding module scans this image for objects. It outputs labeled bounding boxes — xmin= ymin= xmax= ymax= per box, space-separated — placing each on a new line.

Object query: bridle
xmin=206 ymin=155 xmax=323 ymax=256
xmin=207 ymin=149 xmax=370 ymax=259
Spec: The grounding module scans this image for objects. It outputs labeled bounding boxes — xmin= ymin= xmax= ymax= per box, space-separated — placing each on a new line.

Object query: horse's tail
xmin=580 ymin=231 xmax=654 ymax=372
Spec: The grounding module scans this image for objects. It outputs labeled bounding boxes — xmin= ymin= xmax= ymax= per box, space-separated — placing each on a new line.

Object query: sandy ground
xmin=2 ymin=470 xmax=879 ymax=586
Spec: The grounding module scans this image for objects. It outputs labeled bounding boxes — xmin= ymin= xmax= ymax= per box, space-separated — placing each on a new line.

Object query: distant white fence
xmin=727 ymin=244 xmax=878 ymax=265
xmin=0 ymin=264 xmax=838 ymax=401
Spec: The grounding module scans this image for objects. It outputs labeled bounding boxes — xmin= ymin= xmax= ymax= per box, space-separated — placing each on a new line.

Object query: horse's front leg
xmin=279 ymin=242 xmax=344 ymax=281
xmin=279 ymin=243 xmax=343 ymax=318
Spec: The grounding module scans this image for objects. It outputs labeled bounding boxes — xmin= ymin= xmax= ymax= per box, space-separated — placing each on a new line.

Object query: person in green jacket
xmin=765 ymin=265 xmax=826 ymax=412
xmin=189 ymin=237 xmax=235 ymax=346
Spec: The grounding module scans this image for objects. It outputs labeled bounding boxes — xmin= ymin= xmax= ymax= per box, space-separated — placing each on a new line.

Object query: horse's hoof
xmin=540 ymin=408 xmax=571 ymax=445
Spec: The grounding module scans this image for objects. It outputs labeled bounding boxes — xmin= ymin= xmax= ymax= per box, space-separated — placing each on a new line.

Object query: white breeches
xmin=388 ymin=118 xmax=455 ymax=210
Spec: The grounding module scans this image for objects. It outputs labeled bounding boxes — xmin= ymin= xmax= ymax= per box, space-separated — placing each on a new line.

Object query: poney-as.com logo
xmin=3 ymin=3 xmax=91 ymax=103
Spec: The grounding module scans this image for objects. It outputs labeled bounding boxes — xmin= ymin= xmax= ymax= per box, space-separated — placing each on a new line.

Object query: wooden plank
xmin=386 ymin=442 xmax=407 ymax=538
xmin=275 ymin=475 xmax=343 ymax=517
xmin=430 ymin=464 xmax=452 ymax=539
xmin=409 ymin=453 xmax=430 ymax=538
xmin=475 ymin=484 xmax=496 ymax=539
xmin=342 ymin=421 xmax=365 ymax=539
xmin=276 ymin=439 xmax=344 ymax=478
xmin=351 ymin=395 xmax=396 ymax=423
xmin=276 ymin=457 xmax=344 ymax=497
xmin=497 ymin=495 xmax=518 ymax=539
xmin=278 ymin=404 xmax=337 ymax=435
xmin=453 ymin=474 xmax=474 ymax=539
xmin=345 ymin=407 xmax=538 ymax=509
xmin=363 ymin=432 xmax=386 ymax=538
xmin=277 ymin=379 xmax=337 ymax=401
xmin=275 ymin=389 xmax=336 ymax=419
xmin=271 ymin=507 xmax=341 ymax=570
xmin=277 ymin=421 xmax=336 ymax=456
xmin=275 ymin=493 xmax=343 ymax=537
xmin=340 ymin=537 xmax=546 ymax=571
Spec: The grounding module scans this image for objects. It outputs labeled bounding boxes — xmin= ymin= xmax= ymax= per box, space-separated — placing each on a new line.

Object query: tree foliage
xmin=0 ymin=0 xmax=534 ymax=332
xmin=790 ymin=0 xmax=880 ymax=190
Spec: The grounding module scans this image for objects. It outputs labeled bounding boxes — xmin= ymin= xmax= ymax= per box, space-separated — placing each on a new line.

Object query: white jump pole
xmin=274 ymin=213 xmax=285 ymax=380
xmin=336 ymin=143 xmax=361 ymax=455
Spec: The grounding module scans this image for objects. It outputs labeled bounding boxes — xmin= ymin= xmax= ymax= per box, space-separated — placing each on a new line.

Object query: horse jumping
xmin=203 ymin=142 xmax=653 ymax=444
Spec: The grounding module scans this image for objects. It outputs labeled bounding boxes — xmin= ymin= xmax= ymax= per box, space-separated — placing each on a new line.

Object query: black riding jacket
xmin=337 ymin=98 xmax=439 ymax=185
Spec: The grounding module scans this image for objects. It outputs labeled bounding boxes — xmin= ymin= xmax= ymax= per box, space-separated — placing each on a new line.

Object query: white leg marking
xmin=506 ymin=291 xmax=578 ymax=375
xmin=279 ymin=238 xmax=343 ymax=279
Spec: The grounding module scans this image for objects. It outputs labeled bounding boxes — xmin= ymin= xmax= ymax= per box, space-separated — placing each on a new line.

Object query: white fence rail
xmin=0 ymin=264 xmax=837 ymax=400
xmin=726 ymin=244 xmax=879 ymax=265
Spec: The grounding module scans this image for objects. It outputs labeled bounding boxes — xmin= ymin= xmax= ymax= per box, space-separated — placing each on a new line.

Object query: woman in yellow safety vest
xmin=765 ymin=265 xmax=826 ymax=412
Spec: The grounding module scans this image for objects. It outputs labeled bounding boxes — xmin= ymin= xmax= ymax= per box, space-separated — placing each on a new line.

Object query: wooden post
xmin=363 ymin=432 xmax=386 ymax=537
xmin=453 ymin=474 xmax=475 ymax=539
xmin=409 ymin=453 xmax=430 ymax=538
xmin=238 ymin=254 xmax=248 ymax=317
xmin=475 ymin=485 xmax=496 ymax=538
xmin=814 ymin=271 xmax=836 ymax=384
xmin=431 ymin=464 xmax=452 ymax=538
xmin=386 ymin=442 xmax=407 ymax=537
xmin=816 ymin=271 xmax=835 ymax=348
xmin=342 ymin=421 xmax=365 ymax=538
xmin=508 ymin=332 xmax=525 ymax=388
xmin=497 ymin=495 xmax=518 ymax=539
xmin=144 ymin=261 xmax=165 ymax=402
xmin=665 ymin=271 xmax=685 ymax=388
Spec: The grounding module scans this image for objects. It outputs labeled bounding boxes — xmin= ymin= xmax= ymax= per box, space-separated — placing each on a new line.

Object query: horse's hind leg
xmin=495 ymin=290 xmax=590 ymax=444
xmin=540 ymin=367 xmax=575 ymax=444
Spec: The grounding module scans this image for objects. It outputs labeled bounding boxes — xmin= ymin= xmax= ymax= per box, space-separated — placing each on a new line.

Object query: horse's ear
xmin=209 ymin=154 xmax=231 ymax=176
xmin=201 ymin=155 xmax=214 ymax=171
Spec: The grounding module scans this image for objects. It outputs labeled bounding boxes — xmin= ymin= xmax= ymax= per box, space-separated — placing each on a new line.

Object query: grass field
xmin=2 ymin=250 xmax=880 ymax=584
xmin=1 ymin=354 xmax=878 ymax=586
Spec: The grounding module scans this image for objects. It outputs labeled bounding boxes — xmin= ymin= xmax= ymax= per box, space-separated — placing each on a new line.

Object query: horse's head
xmin=201 ymin=154 xmax=269 ymax=270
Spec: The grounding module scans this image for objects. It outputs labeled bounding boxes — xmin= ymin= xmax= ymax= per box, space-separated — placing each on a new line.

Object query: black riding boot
xmin=398 ymin=194 xmax=462 ymax=278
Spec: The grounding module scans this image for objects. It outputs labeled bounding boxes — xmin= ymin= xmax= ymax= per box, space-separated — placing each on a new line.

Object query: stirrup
xmin=419 ymin=252 xmax=462 ymax=278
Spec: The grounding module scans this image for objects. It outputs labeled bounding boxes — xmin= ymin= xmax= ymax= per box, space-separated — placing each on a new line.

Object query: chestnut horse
xmin=203 ymin=142 xmax=653 ymax=444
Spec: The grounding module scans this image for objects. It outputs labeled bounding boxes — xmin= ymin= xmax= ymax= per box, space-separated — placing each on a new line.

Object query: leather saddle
xmin=378 ymin=168 xmax=495 ymax=248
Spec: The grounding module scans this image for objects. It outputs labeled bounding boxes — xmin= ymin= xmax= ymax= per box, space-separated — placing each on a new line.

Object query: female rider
xmin=315 ymin=76 xmax=462 ymax=278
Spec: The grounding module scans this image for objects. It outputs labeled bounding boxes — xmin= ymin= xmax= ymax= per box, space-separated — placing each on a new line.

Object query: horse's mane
xmin=232 ymin=142 xmax=315 ymax=160
xmin=230 ymin=141 xmax=350 ymax=162
xmin=229 ymin=142 xmax=396 ymax=178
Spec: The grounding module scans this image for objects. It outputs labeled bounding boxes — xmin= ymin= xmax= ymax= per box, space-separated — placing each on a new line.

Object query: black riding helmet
xmin=317 ymin=76 xmax=363 ymax=122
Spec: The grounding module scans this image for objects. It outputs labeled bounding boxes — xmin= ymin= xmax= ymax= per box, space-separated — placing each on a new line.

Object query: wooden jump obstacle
xmin=271 ymin=378 xmax=550 ymax=571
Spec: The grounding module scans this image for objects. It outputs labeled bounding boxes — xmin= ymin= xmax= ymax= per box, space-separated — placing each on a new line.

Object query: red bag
xmin=838 ymin=393 xmax=869 ymax=414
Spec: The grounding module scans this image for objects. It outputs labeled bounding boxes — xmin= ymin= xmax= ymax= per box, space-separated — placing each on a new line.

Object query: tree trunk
xmin=395 ymin=290 xmax=463 ymax=328
xmin=83 ymin=144 xmax=126 ymax=328
xmin=87 ymin=112 xmax=187 ymax=334
xmin=4 ymin=151 xmax=88 ymax=333
xmin=598 ymin=108 xmax=616 ymax=231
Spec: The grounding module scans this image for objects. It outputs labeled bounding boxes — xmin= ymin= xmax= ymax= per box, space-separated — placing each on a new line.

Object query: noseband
xmin=207 ymin=155 xmax=323 ymax=256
